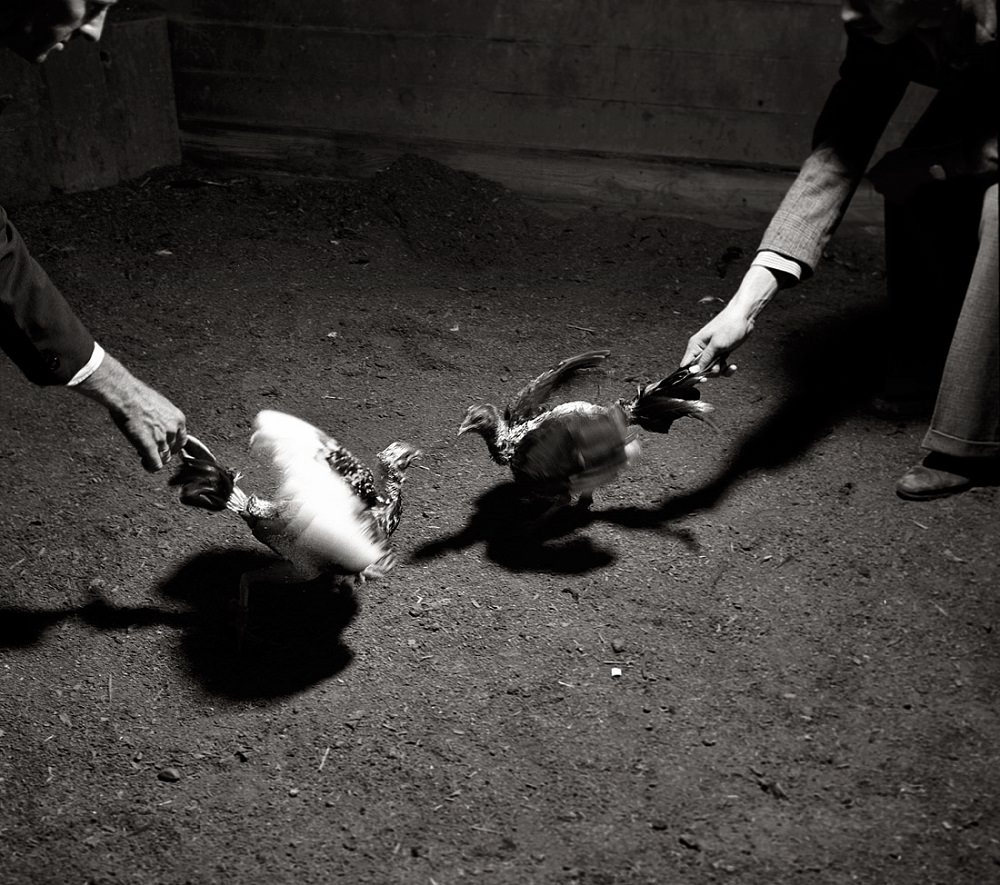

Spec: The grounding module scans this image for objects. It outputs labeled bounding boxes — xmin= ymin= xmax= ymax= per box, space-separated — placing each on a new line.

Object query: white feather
xmin=250 ymin=409 xmax=387 ymax=573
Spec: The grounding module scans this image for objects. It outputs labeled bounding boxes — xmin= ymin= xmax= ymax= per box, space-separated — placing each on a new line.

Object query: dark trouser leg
xmin=882 ymin=180 xmax=982 ymax=403
xmin=922 ymin=183 xmax=999 ymax=458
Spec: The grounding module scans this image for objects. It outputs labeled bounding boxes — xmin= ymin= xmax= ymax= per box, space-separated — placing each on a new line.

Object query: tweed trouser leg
xmin=923 ymin=183 xmax=999 ymax=457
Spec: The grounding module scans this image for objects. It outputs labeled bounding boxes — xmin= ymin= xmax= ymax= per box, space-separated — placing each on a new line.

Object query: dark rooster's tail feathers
xmin=623 ymin=364 xmax=717 ymax=434
xmin=169 ymin=436 xmax=237 ymax=511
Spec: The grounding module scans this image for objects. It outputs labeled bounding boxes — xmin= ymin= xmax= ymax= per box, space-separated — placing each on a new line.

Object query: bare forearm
xmin=726 ymin=265 xmax=781 ymax=326
xmin=74 ymin=352 xmax=139 ymax=410
xmin=73 ymin=353 xmax=187 ymax=472
xmin=682 ymin=265 xmax=782 ymax=372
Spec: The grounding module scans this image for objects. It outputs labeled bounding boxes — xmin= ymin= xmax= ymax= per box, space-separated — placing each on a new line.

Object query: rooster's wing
xmin=505 ymin=350 xmax=610 ymax=424
xmin=250 ymin=410 xmax=389 ymax=574
xmin=510 ymin=404 xmax=638 ymax=497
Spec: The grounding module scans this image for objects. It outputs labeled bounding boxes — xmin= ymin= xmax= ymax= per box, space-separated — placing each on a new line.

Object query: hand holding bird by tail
xmin=458 ymin=350 xmax=717 ymax=520
xmin=168 ymin=410 xmax=420 ymax=645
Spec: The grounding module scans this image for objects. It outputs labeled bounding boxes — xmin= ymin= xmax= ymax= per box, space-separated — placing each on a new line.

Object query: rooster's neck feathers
xmin=372 ymin=443 xmax=420 ymax=538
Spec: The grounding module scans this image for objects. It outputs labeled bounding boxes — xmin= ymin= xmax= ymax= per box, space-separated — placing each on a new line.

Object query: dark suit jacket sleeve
xmin=1 ymin=204 xmax=96 ymax=385
xmin=758 ymin=35 xmax=910 ymax=275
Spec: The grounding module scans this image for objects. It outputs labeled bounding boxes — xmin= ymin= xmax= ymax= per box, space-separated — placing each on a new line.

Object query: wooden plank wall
xmin=168 ymin=0 xmax=934 ymax=223
xmin=5 ymin=2 xmax=932 ymax=221
xmin=170 ymin=0 xmax=847 ymax=167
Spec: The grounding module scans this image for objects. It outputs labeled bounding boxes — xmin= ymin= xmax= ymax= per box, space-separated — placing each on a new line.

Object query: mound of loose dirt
xmin=340 ymin=154 xmax=549 ymax=265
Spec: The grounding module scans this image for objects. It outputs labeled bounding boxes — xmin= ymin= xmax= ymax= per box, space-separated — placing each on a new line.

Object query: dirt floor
xmin=1 ymin=157 xmax=997 ymax=885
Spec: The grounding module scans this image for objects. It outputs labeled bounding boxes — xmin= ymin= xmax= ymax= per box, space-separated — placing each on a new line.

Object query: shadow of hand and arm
xmin=412 ymin=481 xmax=615 ymax=574
xmin=0 ymin=587 xmax=190 ymax=650
xmin=0 ymin=605 xmax=79 ymax=649
xmin=0 ymin=547 xmax=360 ymax=701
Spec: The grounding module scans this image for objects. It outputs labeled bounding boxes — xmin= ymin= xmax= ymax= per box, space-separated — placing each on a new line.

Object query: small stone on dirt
xmin=157 ymin=767 xmax=181 ymax=783
xmin=679 ymin=833 xmax=701 ymax=850
xmin=758 ymin=777 xmax=789 ymax=799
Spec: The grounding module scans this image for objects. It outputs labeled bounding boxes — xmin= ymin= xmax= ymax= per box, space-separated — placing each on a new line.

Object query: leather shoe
xmin=896 ymin=452 xmax=996 ymax=501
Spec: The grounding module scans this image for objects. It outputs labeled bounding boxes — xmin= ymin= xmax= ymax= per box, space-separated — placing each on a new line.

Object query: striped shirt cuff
xmin=752 ymin=250 xmax=805 ymax=282
xmin=66 ymin=342 xmax=106 ymax=386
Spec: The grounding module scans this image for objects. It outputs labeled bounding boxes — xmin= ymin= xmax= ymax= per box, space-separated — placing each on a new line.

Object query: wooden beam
xmin=180 ymin=124 xmax=886 ymax=228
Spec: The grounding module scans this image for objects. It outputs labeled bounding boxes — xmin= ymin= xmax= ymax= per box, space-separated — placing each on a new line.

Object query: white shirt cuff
xmin=752 ymin=250 xmax=804 ymax=281
xmin=66 ymin=342 xmax=106 ymax=386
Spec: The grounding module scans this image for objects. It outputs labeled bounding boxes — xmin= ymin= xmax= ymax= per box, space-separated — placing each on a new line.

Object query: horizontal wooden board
xmin=179 ymin=124 xmax=885 ymax=228
xmin=173 ymin=76 xmax=809 ymax=168
xmin=168 ymin=0 xmax=844 ymax=57
xmin=173 ymin=71 xmax=926 ymax=170
xmin=168 ymin=23 xmax=844 ymax=115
